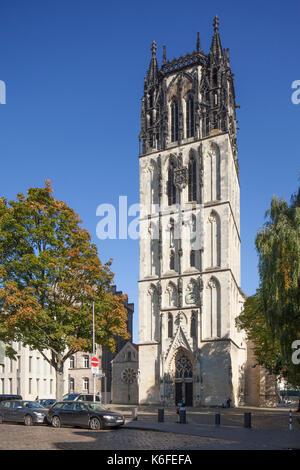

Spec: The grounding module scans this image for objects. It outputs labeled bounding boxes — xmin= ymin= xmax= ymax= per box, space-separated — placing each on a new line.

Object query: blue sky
xmin=0 ymin=0 xmax=299 ymax=343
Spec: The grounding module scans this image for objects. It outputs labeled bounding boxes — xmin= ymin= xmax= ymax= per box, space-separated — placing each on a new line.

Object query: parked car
xmin=0 ymin=394 xmax=22 ymax=403
xmin=47 ymin=401 xmax=125 ymax=430
xmin=0 ymin=400 xmax=48 ymax=425
xmin=37 ymin=399 xmax=56 ymax=409
xmin=62 ymin=393 xmax=101 ymax=402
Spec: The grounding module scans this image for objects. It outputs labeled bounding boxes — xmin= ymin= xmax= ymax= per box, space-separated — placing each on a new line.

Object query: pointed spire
xmin=210 ymin=15 xmax=223 ymax=59
xmin=213 ymin=14 xmax=220 ymax=33
xmin=151 ymin=40 xmax=157 ymax=58
xmin=196 ymin=32 xmax=200 ymax=53
xmin=163 ymin=45 xmax=167 ymax=64
xmin=146 ymin=40 xmax=159 ymax=85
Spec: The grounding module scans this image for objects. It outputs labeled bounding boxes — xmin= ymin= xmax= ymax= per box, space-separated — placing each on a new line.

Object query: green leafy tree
xmin=0 ymin=182 xmax=129 ymax=400
xmin=237 ymin=187 xmax=300 ymax=386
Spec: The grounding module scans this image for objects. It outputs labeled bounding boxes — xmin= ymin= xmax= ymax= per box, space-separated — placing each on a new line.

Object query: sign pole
xmin=93 ymin=301 xmax=95 ymax=402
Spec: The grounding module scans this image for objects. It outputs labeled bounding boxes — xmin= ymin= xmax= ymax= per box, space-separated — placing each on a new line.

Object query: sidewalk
xmin=124 ymin=419 xmax=300 ymax=450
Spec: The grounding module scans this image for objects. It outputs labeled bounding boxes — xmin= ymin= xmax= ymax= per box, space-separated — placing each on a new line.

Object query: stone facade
xmin=111 ymin=342 xmax=139 ymax=404
xmin=67 ymin=286 xmax=134 ymax=403
xmin=138 ymin=17 xmax=247 ymax=407
xmin=243 ymin=341 xmax=277 ymax=407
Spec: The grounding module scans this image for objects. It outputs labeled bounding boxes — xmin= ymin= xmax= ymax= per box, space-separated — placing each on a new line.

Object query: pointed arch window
xmin=171 ymin=99 xmax=179 ymax=142
xmin=168 ymin=313 xmax=173 ymax=338
xmin=169 ymin=250 xmax=175 ymax=271
xmin=168 ymin=160 xmax=177 ymax=206
xmin=188 ymin=155 xmax=197 ymax=202
xmin=190 ymin=250 xmax=196 ymax=268
xmin=191 ymin=312 xmax=197 ymax=338
xmin=169 ymin=218 xmax=175 ymax=247
xmin=186 ymin=95 xmax=195 ymax=138
xmin=175 ymin=352 xmax=193 ymax=379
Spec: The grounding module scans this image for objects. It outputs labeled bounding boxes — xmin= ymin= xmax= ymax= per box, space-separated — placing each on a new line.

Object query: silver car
xmin=0 ymin=400 xmax=48 ymax=426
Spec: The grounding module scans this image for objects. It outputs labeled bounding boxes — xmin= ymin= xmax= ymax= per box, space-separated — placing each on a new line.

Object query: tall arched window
xmin=188 ymin=154 xmax=197 ymax=202
xmin=168 ymin=160 xmax=177 ymax=205
xmin=186 ymin=95 xmax=195 ymax=138
xmin=168 ymin=313 xmax=173 ymax=338
xmin=169 ymin=218 xmax=175 ymax=247
xmin=207 ymin=277 xmax=221 ymax=338
xmin=208 ymin=211 xmax=221 ymax=268
xmin=190 ymin=312 xmax=197 ymax=338
xmin=169 ymin=250 xmax=175 ymax=271
xmin=171 ymin=99 xmax=179 ymax=142
xmin=190 ymin=250 xmax=196 ymax=268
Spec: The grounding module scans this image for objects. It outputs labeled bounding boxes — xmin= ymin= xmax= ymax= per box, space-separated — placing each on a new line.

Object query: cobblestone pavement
xmin=110 ymin=405 xmax=300 ymax=431
xmin=0 ymin=423 xmax=233 ymax=450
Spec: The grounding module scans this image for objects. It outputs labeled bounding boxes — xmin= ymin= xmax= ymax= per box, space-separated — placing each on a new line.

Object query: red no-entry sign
xmin=91 ymin=356 xmax=99 ymax=368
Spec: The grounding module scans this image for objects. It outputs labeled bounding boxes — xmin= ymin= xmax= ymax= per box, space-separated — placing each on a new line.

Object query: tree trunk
xmin=55 ymin=359 xmax=64 ymax=402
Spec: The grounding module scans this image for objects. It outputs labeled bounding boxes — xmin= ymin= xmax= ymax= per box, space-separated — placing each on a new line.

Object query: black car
xmin=47 ymin=401 xmax=125 ymax=430
xmin=0 ymin=400 xmax=48 ymax=425
xmin=0 ymin=394 xmax=22 ymax=403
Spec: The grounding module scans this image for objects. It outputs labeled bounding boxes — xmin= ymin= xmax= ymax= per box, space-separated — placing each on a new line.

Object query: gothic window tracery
xmin=175 ymin=352 xmax=193 ymax=379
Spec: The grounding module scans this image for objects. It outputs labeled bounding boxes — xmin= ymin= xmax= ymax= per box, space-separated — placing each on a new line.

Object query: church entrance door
xmin=174 ymin=350 xmax=194 ymax=406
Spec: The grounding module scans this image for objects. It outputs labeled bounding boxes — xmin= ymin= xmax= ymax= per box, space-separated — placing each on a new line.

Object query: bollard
xmin=132 ymin=407 xmax=138 ymax=421
xmin=244 ymin=412 xmax=251 ymax=428
xmin=215 ymin=412 xmax=221 ymax=426
xmin=158 ymin=408 xmax=164 ymax=423
xmin=289 ymin=409 xmax=293 ymax=431
xmin=179 ymin=408 xmax=186 ymax=424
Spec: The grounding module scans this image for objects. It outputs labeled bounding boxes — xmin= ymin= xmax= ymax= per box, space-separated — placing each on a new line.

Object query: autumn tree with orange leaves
xmin=0 ymin=182 xmax=129 ymax=400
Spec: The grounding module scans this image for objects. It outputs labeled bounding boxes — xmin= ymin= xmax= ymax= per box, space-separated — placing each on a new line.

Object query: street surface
xmin=0 ymin=405 xmax=299 ymax=450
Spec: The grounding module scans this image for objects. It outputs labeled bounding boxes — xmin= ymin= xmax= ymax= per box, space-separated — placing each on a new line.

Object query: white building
xmin=0 ymin=341 xmax=69 ymax=400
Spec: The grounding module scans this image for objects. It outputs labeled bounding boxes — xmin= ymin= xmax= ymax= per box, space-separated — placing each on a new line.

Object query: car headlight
xmin=34 ymin=412 xmax=45 ymax=417
xmin=102 ymin=415 xmax=115 ymax=420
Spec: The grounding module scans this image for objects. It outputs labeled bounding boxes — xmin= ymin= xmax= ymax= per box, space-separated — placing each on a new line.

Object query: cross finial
xmin=213 ymin=15 xmax=220 ymax=32
xmin=151 ymin=40 xmax=157 ymax=58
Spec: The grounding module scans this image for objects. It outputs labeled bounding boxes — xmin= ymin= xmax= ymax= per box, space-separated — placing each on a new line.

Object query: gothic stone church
xmin=138 ymin=16 xmax=248 ymax=407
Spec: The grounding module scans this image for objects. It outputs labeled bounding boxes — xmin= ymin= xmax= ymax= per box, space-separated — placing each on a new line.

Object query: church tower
xmin=138 ymin=16 xmax=246 ymax=406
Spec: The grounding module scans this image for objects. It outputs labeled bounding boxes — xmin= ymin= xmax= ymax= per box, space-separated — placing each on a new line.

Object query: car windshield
xmin=63 ymin=394 xmax=79 ymax=401
xmin=86 ymin=403 xmax=107 ymax=412
xmin=22 ymin=401 xmax=45 ymax=409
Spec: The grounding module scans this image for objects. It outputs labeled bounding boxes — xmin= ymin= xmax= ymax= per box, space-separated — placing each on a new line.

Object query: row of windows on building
xmin=0 ymin=356 xmax=54 ymax=375
xmin=0 ymin=377 xmax=55 ymax=395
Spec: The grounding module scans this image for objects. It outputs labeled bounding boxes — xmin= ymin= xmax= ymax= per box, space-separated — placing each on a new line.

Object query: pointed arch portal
xmin=174 ymin=349 xmax=194 ymax=406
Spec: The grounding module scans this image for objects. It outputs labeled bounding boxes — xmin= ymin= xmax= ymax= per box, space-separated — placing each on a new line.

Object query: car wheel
xmin=89 ymin=417 xmax=102 ymax=430
xmin=24 ymin=414 xmax=33 ymax=426
xmin=51 ymin=416 xmax=61 ymax=428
